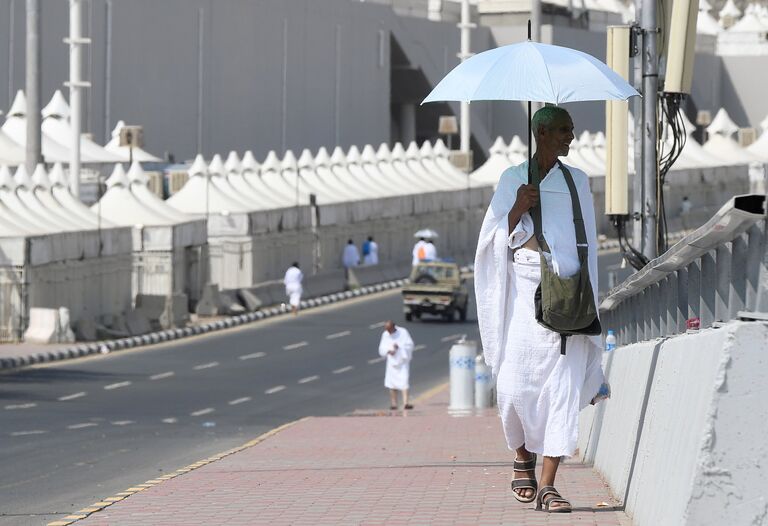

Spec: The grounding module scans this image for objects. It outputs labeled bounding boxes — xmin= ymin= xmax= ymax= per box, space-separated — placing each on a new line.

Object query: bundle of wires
xmin=657 ymin=92 xmax=687 ymax=254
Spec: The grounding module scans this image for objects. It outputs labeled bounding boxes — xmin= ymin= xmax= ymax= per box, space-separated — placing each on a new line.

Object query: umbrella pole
xmin=527 ymin=20 xmax=532 ymax=185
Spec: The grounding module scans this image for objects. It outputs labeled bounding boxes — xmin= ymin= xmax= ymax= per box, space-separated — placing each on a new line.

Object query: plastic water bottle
xmin=605 ymin=330 xmax=617 ymax=352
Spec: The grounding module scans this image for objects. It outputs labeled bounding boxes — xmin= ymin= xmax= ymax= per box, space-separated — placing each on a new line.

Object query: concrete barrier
xmin=196 ymin=283 xmax=224 ymax=316
xmin=580 ymin=321 xmax=768 ymax=526
xmin=23 ymin=308 xmax=60 ymax=343
xmin=302 ymin=269 xmax=347 ymax=298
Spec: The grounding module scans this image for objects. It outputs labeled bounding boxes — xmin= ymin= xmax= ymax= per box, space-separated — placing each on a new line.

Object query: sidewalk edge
xmin=46 ymin=417 xmax=309 ymax=526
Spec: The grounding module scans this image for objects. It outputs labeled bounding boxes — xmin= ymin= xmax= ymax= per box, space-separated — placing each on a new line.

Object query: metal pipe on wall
xmin=25 ymin=0 xmax=42 ymax=173
xmin=68 ymin=0 xmax=88 ymax=198
xmin=458 ymin=0 xmax=473 ymax=154
xmin=641 ymin=0 xmax=658 ymax=260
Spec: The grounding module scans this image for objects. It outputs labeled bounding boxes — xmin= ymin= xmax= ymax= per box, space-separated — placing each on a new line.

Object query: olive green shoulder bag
xmin=529 ymin=159 xmax=602 ymax=355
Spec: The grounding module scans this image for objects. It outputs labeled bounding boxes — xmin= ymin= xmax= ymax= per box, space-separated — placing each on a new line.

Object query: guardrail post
xmin=676 ymin=267 xmax=688 ymax=332
xmin=649 ymin=283 xmax=661 ymax=338
xmin=746 ymin=223 xmax=764 ymax=312
xmin=730 ymin=235 xmax=748 ymax=318
xmin=700 ymin=251 xmax=716 ymax=328
xmin=641 ymin=289 xmax=651 ymax=341
xmin=665 ymin=273 xmax=678 ymax=336
xmin=687 ymin=260 xmax=701 ymax=322
xmin=715 ymin=244 xmax=732 ymax=323
xmin=658 ymin=278 xmax=668 ymax=336
xmin=619 ymin=302 xmax=628 ymax=345
xmin=627 ymin=294 xmax=637 ymax=343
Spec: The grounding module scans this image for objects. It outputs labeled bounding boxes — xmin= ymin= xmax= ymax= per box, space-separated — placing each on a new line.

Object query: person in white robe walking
xmin=283 ymin=262 xmax=303 ymax=316
xmin=363 ymin=236 xmax=379 ymax=265
xmin=342 ymin=239 xmax=360 ymax=268
xmin=378 ymin=320 xmax=415 ymax=410
xmin=423 ymin=239 xmax=438 ymax=261
xmin=474 ymin=106 xmax=606 ymax=513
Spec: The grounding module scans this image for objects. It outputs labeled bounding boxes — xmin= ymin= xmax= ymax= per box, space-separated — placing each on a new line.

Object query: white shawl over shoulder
xmin=474 ymin=160 xmax=601 ymax=377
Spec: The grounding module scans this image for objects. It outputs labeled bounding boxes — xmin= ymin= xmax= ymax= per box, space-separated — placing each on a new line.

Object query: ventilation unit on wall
xmin=167 ymin=171 xmax=189 ymax=196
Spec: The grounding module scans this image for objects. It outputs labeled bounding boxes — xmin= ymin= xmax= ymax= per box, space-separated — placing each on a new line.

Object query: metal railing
xmin=599 ymin=194 xmax=767 ymax=346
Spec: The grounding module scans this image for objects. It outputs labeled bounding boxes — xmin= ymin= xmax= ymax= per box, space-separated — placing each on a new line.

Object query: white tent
xmin=104 ymin=120 xmax=163 ymax=163
xmin=704 ymin=109 xmax=764 ymax=163
xmin=166 ymin=155 xmax=254 ymax=215
xmin=223 ymin=151 xmax=275 ymax=210
xmin=41 ymin=91 xmax=124 ymax=163
xmin=0 ymin=129 xmax=25 ymax=167
xmin=47 ymin=163 xmax=110 ymax=228
xmin=314 ymin=147 xmax=362 ymax=202
xmin=746 ymin=113 xmax=768 ymax=160
xmin=27 ymin=164 xmax=93 ymax=230
xmin=208 ymin=154 xmax=256 ymax=210
xmin=92 ymin=164 xmax=174 ymax=225
xmin=127 ymin=162 xmax=192 ymax=222
xmin=697 ymin=0 xmax=721 ymax=35
xmin=3 ymin=91 xmax=69 ymax=163
xmin=471 ymin=137 xmax=511 ymax=186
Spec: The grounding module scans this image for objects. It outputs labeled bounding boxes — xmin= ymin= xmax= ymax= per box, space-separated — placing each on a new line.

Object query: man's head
xmin=347 ymin=239 xmax=354 ymax=245
xmin=368 ymin=236 xmax=374 ymax=242
xmin=532 ymin=106 xmax=574 ymax=158
xmin=384 ymin=320 xmax=396 ymax=334
xmin=292 ymin=261 xmax=299 ymax=268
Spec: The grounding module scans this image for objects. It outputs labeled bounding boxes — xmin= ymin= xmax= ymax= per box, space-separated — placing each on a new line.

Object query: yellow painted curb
xmin=46 ymin=417 xmax=308 ymax=526
xmin=413 ymin=381 xmax=449 ymax=404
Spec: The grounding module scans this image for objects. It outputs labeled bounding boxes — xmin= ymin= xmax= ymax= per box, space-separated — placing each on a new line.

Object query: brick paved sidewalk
xmin=63 ymin=387 xmax=630 ymax=526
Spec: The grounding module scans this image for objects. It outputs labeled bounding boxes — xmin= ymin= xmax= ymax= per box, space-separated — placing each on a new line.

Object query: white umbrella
xmin=414 ymin=228 xmax=439 ymax=239
xmin=422 ymin=27 xmax=639 ymax=183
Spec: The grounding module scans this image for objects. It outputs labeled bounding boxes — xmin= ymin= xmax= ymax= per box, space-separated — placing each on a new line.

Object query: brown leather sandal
xmin=510 ymin=453 xmax=537 ymax=503
xmin=535 ymin=486 xmax=572 ymax=513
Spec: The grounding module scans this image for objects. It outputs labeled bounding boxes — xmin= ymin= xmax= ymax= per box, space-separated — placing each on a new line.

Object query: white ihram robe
xmin=474 ymin=161 xmax=605 ymax=457
xmin=378 ymin=327 xmax=414 ymax=390
xmin=283 ymin=266 xmax=303 ymax=307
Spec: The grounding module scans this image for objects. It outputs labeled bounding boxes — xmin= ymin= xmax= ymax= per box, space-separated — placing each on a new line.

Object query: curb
xmin=46 ymin=417 xmax=308 ymax=526
xmin=1 ymin=278 xmax=410 ymax=371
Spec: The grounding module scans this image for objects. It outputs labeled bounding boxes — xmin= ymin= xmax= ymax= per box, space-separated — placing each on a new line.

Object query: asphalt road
xmin=0 ymin=251 xmax=628 ymax=525
xmin=0 ymin=286 xmax=481 ymax=526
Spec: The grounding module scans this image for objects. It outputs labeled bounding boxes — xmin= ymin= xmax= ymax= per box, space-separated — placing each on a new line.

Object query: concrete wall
xmin=578 ymin=321 xmax=768 ymax=526
xmin=205 ymin=186 xmax=490 ymax=288
xmin=0 ymin=0 xmax=495 ymax=162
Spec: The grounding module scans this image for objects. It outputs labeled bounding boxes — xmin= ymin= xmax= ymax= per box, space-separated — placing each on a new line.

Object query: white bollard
xmin=474 ymin=354 xmax=493 ymax=409
xmin=449 ymin=339 xmax=476 ymax=410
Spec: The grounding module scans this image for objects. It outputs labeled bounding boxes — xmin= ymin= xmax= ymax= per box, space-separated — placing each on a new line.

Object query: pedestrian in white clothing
xmin=474 ymin=106 xmax=606 ymax=513
xmin=378 ymin=320 xmax=414 ymax=410
xmin=363 ymin=236 xmax=379 ymax=265
xmin=412 ymin=238 xmax=426 ymax=266
xmin=283 ymin=262 xmax=303 ymax=316
xmin=423 ymin=240 xmax=437 ymax=261
xmin=342 ymin=239 xmax=360 ymax=268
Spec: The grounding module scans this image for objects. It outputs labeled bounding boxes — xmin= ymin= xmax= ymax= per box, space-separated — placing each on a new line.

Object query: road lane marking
xmin=4 ymin=403 xmax=36 ymax=410
xmin=239 ymin=352 xmax=266 ymax=360
xmin=193 ymin=362 xmax=219 ymax=370
xmin=368 ymin=357 xmax=385 ymax=364
xmin=68 ymin=423 xmax=98 ymax=430
xmin=325 ymin=330 xmax=351 ymax=340
xmin=298 ymin=375 xmax=319 ymax=384
xmin=228 ymin=397 xmax=251 ymax=405
xmin=150 ymin=371 xmax=175 ymax=380
xmin=10 ymin=430 xmax=47 ymax=436
xmin=440 ymin=334 xmax=463 ymax=343
xmin=111 ymin=420 xmax=135 ymax=426
xmin=58 ymin=392 xmax=86 ymax=401
xmin=282 ymin=341 xmax=308 ymax=350
xmin=414 ymin=344 xmax=427 ymax=352
xmin=333 ymin=366 xmax=354 ymax=374
xmin=265 ymin=385 xmax=286 ymax=394
xmin=162 ymin=418 xmax=178 ymax=424
xmin=104 ymin=381 xmax=132 ymax=390
xmin=190 ymin=408 xmax=214 ymax=416
xmin=368 ymin=321 xmax=386 ymax=329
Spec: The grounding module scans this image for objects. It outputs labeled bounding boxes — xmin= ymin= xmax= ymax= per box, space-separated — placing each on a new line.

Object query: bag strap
xmin=529 ymin=158 xmax=589 ymax=257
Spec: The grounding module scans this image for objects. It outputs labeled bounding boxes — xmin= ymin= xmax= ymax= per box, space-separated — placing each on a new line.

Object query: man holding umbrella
xmin=423 ymin=37 xmax=636 ymax=513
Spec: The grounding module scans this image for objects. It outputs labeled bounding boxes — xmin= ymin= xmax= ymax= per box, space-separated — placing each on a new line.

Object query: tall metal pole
xmin=531 ymin=0 xmax=541 ymax=43
xmin=458 ymin=0 xmax=474 ymax=154
xmin=25 ymin=0 xmax=42 ymax=173
xmin=67 ymin=0 xmax=90 ymax=198
xmin=641 ymin=0 xmax=658 ymax=260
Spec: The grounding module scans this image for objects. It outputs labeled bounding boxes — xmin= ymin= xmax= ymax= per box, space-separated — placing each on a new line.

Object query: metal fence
xmin=599 ymin=194 xmax=768 ymax=346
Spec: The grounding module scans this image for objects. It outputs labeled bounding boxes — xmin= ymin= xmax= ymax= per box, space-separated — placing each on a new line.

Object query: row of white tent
xmin=472 ymin=107 xmax=768 ymax=186
xmin=164 ymin=139 xmax=471 ymax=215
xmin=0 ymin=90 xmax=161 ymax=166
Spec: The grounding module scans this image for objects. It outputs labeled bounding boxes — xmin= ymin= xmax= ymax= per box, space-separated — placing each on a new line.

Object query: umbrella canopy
xmin=414 ymin=228 xmax=439 ymax=239
xmin=422 ymin=41 xmax=639 ymax=105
